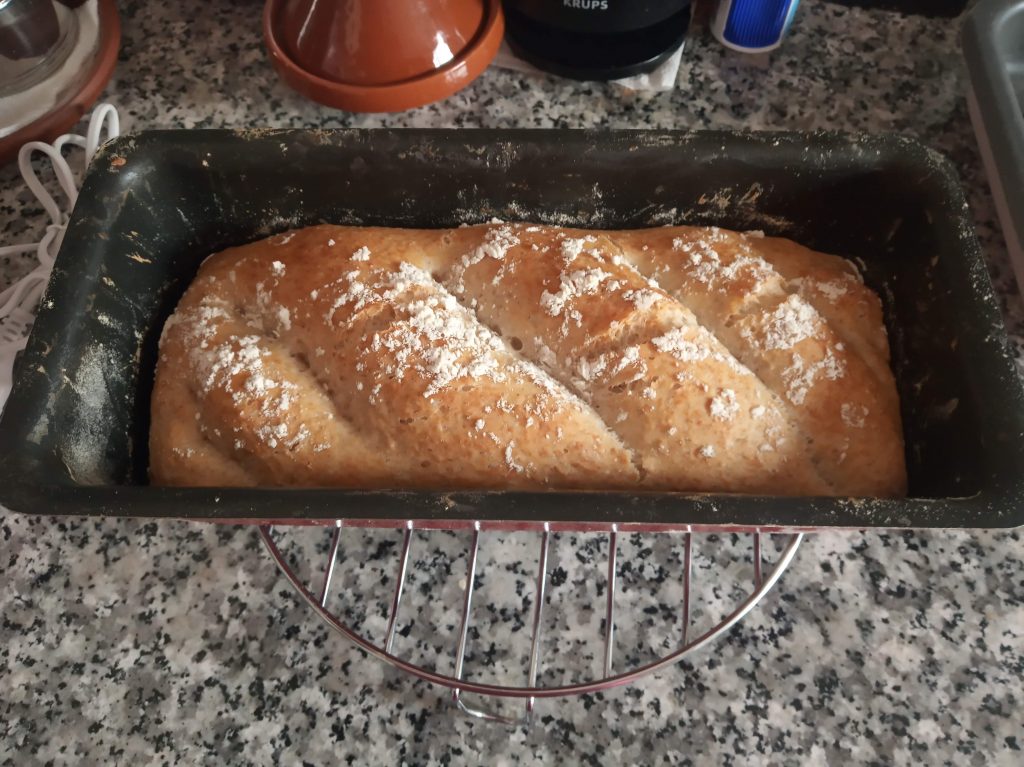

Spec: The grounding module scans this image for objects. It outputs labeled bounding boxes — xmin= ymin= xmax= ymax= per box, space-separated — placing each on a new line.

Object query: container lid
xmin=263 ymin=0 xmax=504 ymax=113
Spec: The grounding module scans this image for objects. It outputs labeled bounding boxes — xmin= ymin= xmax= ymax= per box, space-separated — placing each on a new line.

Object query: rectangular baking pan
xmin=963 ymin=0 xmax=1024 ymax=294
xmin=0 ymin=128 xmax=1022 ymax=531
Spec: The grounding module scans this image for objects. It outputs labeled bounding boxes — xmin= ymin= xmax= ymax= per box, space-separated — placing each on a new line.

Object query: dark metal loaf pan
xmin=0 ymin=129 xmax=1022 ymax=531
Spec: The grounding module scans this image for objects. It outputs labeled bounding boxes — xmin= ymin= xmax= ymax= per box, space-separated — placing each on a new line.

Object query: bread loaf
xmin=150 ymin=223 xmax=906 ymax=497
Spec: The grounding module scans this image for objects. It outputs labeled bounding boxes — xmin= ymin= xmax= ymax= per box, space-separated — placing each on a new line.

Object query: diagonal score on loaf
xmin=260 ymin=226 xmax=638 ymax=489
xmin=158 ymin=292 xmax=386 ymax=487
xmin=150 ymin=368 xmax=259 ymax=486
xmin=749 ymin=235 xmax=900 ymax=421
xmin=440 ymin=224 xmax=832 ymax=495
xmin=593 ymin=231 xmax=844 ymax=493
xmin=614 ymin=226 xmax=905 ymax=497
xmin=419 ymin=266 xmax=645 ymax=483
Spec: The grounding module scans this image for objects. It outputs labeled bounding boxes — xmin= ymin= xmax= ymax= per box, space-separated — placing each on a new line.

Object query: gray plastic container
xmin=963 ymin=0 xmax=1024 ymax=291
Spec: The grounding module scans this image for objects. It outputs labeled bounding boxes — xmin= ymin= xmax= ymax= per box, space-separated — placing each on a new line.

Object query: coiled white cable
xmin=0 ymin=103 xmax=120 ymax=413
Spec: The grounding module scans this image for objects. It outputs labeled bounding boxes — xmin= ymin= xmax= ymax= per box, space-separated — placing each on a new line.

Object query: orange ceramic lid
xmin=263 ymin=0 xmax=504 ymax=113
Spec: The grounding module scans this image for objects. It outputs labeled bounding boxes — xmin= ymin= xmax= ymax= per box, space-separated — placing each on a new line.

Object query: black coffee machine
xmin=502 ymin=0 xmax=693 ymax=80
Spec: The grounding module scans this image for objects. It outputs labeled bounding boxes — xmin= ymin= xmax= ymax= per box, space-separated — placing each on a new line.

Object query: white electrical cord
xmin=0 ymin=103 xmax=120 ymax=413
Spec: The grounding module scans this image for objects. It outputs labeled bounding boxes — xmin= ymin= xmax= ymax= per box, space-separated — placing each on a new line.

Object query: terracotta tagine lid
xmin=263 ymin=0 xmax=504 ymax=113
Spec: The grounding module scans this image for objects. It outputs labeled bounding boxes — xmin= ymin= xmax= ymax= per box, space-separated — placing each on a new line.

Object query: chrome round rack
xmin=260 ymin=523 xmax=803 ymax=726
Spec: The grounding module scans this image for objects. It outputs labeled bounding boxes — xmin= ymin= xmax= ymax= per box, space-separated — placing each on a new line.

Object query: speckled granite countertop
xmin=2 ymin=1 xmax=1023 ymax=764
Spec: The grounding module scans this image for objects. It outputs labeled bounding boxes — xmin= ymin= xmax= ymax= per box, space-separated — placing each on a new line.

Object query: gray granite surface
xmin=2 ymin=0 xmax=1024 ymax=764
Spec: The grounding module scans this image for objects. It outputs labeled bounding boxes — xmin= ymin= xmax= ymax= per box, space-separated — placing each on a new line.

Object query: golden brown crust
xmin=149 ymin=223 xmax=907 ymax=497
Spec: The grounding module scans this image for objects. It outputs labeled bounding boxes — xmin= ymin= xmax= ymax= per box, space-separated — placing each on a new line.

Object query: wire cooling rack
xmin=260 ymin=522 xmax=802 ymax=725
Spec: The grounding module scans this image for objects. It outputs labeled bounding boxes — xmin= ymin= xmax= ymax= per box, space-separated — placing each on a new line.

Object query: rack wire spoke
xmin=452 ymin=525 xmax=481 ymax=690
xmin=450 ymin=525 xmax=517 ymax=723
xmin=384 ymin=521 xmax=414 ymax=655
xmin=257 ymin=524 xmax=803 ymax=712
xmin=604 ymin=526 xmax=618 ymax=677
xmin=681 ymin=531 xmax=693 ymax=647
xmin=753 ymin=531 xmax=763 ymax=588
xmin=524 ymin=525 xmax=551 ymax=720
xmin=319 ymin=520 xmax=344 ymax=608
xmin=452 ymin=525 xmax=551 ymax=726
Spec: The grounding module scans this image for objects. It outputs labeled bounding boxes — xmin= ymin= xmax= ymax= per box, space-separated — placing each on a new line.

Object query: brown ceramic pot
xmin=0 ymin=0 xmax=120 ymax=167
